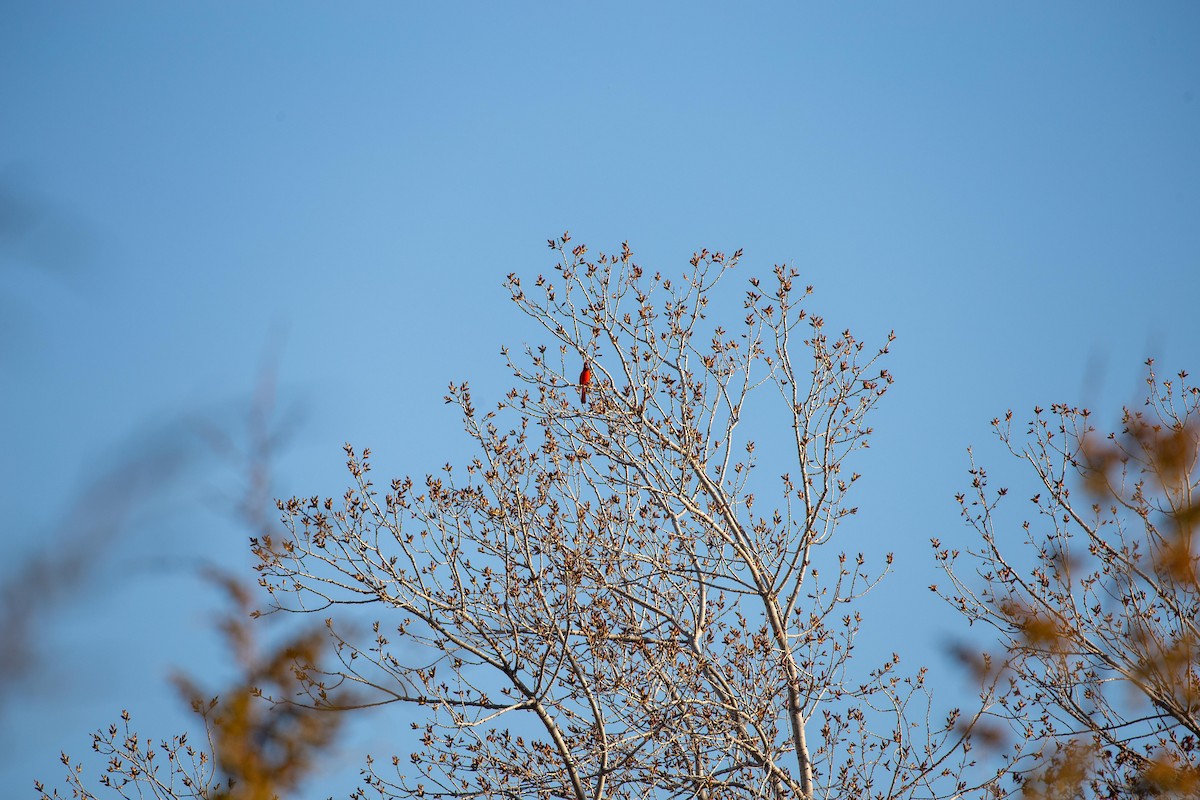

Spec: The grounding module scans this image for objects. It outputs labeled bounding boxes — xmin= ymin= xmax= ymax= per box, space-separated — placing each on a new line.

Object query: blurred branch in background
xmin=3 ymin=318 xmax=346 ymax=799
xmin=1 ymin=344 xmax=296 ymax=718
xmin=0 ymin=165 xmax=94 ymax=279
xmin=0 ymin=166 xmax=97 ymax=356
xmin=937 ymin=360 xmax=1200 ymax=798
xmin=1 ymin=164 xmax=133 ymax=711
xmin=30 ymin=346 xmax=359 ymax=799
xmin=0 ymin=429 xmax=192 ymax=717
xmin=177 ymin=570 xmax=352 ymax=800
xmin=189 ymin=328 xmax=302 ymax=542
xmin=36 ymin=569 xmax=349 ymax=800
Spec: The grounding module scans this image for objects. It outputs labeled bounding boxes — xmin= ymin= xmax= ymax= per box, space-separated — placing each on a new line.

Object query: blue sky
xmin=3 ymin=2 xmax=1199 ymax=795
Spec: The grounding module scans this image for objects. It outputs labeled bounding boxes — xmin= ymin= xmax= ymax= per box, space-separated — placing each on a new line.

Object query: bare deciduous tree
xmin=935 ymin=361 xmax=1200 ymax=798
xmin=249 ymin=236 xmax=1004 ymax=799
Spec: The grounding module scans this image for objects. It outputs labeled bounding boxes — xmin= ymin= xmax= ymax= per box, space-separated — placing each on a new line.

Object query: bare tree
xmin=935 ymin=361 xmax=1200 ymax=798
xmin=250 ymin=236 xmax=1004 ymax=799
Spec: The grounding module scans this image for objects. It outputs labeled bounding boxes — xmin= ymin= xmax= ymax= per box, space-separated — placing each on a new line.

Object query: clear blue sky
xmin=3 ymin=2 xmax=1198 ymax=795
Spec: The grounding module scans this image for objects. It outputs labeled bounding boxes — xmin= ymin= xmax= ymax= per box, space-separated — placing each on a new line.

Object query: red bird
xmin=579 ymin=361 xmax=593 ymax=404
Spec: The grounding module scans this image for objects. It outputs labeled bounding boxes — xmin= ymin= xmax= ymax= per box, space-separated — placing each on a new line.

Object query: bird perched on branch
xmin=579 ymin=361 xmax=593 ymax=405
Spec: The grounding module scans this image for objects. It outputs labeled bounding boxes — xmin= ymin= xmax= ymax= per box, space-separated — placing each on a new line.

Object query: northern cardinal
xmin=579 ymin=361 xmax=593 ymax=404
